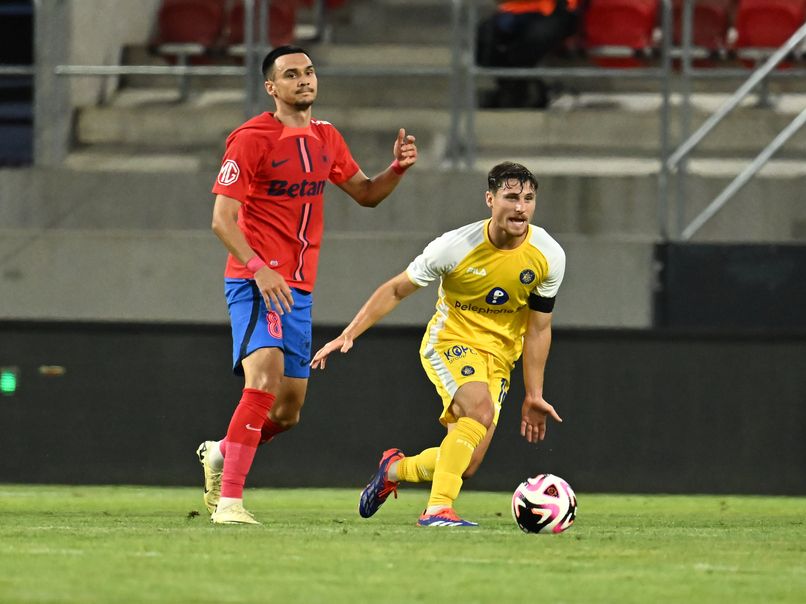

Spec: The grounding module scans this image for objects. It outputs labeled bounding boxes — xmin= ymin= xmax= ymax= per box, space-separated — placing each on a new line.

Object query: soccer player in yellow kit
xmin=311 ymin=161 xmax=565 ymax=526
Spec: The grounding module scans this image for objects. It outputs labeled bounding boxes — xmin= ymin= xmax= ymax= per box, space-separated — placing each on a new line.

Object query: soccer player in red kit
xmin=196 ymin=45 xmax=418 ymax=524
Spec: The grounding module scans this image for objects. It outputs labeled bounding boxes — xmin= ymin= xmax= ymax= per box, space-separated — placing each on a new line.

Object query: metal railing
xmin=666 ymin=12 xmax=806 ymax=240
xmin=0 ymin=67 xmax=36 ymax=76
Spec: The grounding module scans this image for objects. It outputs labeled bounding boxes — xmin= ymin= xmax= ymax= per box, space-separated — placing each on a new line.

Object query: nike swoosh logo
xmin=245 ymin=424 xmax=261 ymax=432
xmin=272 ymin=159 xmax=289 ymax=168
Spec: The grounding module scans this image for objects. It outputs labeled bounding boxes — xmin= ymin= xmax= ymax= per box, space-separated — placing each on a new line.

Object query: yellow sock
xmin=427 ymin=417 xmax=487 ymax=509
xmin=396 ymin=448 xmax=439 ymax=483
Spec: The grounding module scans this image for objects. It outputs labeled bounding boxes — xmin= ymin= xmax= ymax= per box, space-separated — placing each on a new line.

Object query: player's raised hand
xmin=520 ymin=396 xmax=562 ymax=444
xmin=254 ymin=266 xmax=294 ymax=315
xmin=393 ymin=128 xmax=417 ymax=170
xmin=310 ymin=333 xmax=355 ymax=370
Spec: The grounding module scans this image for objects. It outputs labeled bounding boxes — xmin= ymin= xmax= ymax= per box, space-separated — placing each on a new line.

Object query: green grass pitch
xmin=1 ymin=485 xmax=804 ymax=603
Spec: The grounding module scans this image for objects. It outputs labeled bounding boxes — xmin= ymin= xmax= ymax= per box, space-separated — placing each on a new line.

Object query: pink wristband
xmin=246 ymin=256 xmax=267 ymax=274
xmin=391 ymin=159 xmax=407 ymax=175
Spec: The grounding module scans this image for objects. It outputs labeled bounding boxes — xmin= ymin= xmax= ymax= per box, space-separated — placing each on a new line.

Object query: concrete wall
xmin=0 ymin=227 xmax=656 ymax=327
xmin=33 ymin=0 xmax=161 ymax=164
xmin=0 ymin=164 xmax=661 ymax=327
xmin=67 ymin=0 xmax=161 ymax=105
xmin=3 ymin=164 xmax=804 ymax=328
xmin=3 ymin=167 xmax=805 ymax=241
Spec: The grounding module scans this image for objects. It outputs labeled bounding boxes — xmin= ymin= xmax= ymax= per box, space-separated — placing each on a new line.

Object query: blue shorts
xmin=225 ymin=278 xmax=313 ymax=379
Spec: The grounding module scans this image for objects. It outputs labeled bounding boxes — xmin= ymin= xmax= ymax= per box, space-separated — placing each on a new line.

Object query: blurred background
xmin=1 ymin=0 xmax=805 ymax=494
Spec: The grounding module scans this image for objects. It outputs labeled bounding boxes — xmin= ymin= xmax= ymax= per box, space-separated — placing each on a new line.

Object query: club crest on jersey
xmin=217 ymin=159 xmax=240 ymax=186
xmin=486 ymin=287 xmax=509 ymax=305
xmin=520 ymin=269 xmax=536 ymax=284
xmin=461 ymin=365 xmax=475 ymax=376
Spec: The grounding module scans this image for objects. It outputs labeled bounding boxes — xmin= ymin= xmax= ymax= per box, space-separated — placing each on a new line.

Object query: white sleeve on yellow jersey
xmin=405 ymin=220 xmax=487 ymax=287
xmin=529 ymin=226 xmax=566 ymax=299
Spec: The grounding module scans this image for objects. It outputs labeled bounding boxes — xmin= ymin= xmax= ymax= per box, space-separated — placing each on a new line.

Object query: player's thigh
xmin=268 ymin=290 xmax=312 ymax=424
xmin=450 ymin=381 xmax=495 ymax=427
xmin=226 ymin=277 xmax=285 ymax=382
xmin=278 ymin=289 xmax=313 ymax=380
xmin=421 ymin=341 xmax=507 ymax=427
xmin=242 ymin=347 xmax=284 ymax=392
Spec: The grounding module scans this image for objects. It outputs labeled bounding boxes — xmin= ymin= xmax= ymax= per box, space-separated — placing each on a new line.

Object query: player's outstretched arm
xmin=336 ymin=128 xmax=417 ymax=207
xmin=520 ymin=309 xmax=562 ymax=443
xmin=310 ymin=271 xmax=420 ymax=369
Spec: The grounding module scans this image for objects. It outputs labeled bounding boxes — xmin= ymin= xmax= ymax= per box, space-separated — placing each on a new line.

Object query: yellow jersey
xmin=406 ymin=219 xmax=565 ymax=369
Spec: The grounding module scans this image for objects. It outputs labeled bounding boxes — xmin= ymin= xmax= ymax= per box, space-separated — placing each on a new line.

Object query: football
xmin=511 ymin=473 xmax=577 ymax=534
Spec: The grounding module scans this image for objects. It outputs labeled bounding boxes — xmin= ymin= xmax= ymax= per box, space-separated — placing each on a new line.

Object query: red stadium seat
xmin=735 ymin=0 xmax=806 ymax=52
xmin=583 ymin=0 xmax=661 ymax=67
xmin=673 ymin=0 xmax=733 ymax=52
xmin=151 ymin=0 xmax=227 ymax=97
xmin=734 ymin=0 xmax=806 ymax=67
xmin=227 ymin=0 xmax=298 ymax=48
xmin=153 ymin=0 xmax=226 ymax=50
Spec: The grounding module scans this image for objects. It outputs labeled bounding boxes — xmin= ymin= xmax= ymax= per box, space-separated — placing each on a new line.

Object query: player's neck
xmin=273 ymin=106 xmax=312 ymax=128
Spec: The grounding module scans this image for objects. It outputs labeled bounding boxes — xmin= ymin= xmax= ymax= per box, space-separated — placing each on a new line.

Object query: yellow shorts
xmin=420 ymin=339 xmax=511 ymax=427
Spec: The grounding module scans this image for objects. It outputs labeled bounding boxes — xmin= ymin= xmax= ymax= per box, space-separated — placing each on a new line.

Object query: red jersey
xmin=212 ymin=112 xmax=360 ymax=291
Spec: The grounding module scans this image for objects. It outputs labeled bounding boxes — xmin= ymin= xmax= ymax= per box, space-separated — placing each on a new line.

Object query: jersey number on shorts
xmin=267 ymin=311 xmax=283 ymax=338
xmin=497 ymin=378 xmax=509 ymax=406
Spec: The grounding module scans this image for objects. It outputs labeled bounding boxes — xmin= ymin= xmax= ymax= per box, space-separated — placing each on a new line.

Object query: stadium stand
xmin=225 ymin=0 xmax=298 ymax=51
xmin=5 ymin=0 xmax=806 ymax=327
xmin=151 ymin=0 xmax=227 ymax=62
xmin=672 ymin=0 xmax=734 ymax=59
xmin=734 ymin=0 xmax=806 ymax=62
xmin=582 ymin=0 xmax=660 ymax=66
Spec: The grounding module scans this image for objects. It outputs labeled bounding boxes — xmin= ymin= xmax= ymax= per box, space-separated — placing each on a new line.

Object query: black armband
xmin=528 ymin=293 xmax=555 ymax=313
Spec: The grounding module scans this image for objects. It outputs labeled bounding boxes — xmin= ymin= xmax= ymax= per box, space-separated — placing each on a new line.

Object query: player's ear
xmin=264 ymin=80 xmax=275 ymax=97
xmin=485 ymin=191 xmax=494 ymax=209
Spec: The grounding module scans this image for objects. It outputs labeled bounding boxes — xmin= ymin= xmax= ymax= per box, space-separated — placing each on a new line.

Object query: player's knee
xmin=268 ymin=405 xmax=302 ymax=430
xmin=467 ymin=402 xmax=494 ymax=429
xmin=245 ymin=372 xmax=282 ymax=394
xmin=272 ymin=414 xmax=300 ymax=430
xmin=454 ymin=385 xmax=495 ymax=429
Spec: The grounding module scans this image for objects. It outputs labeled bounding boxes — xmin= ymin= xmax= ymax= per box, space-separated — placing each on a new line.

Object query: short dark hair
xmin=487 ymin=161 xmax=537 ymax=194
xmin=487 ymin=161 xmax=538 ymax=194
xmin=261 ymin=45 xmax=310 ymax=79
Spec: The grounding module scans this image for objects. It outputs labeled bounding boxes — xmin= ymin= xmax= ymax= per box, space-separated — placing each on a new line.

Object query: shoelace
xmin=377 ymin=481 xmax=399 ymax=500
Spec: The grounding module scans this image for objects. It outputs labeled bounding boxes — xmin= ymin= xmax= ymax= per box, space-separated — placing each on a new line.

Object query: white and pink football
xmin=512 ymin=473 xmax=577 ymax=534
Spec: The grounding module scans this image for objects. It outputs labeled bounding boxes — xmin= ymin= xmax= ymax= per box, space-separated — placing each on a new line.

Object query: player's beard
xmin=293 ymin=98 xmax=314 ymax=110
